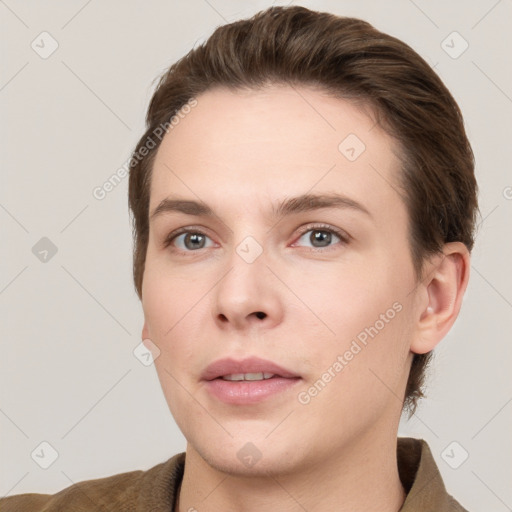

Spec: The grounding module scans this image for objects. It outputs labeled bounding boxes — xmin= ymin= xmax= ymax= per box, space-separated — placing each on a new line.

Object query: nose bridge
xmin=212 ymin=232 xmax=282 ymax=329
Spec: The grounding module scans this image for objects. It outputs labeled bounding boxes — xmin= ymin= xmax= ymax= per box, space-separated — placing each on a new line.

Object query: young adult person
xmin=1 ymin=5 xmax=477 ymax=511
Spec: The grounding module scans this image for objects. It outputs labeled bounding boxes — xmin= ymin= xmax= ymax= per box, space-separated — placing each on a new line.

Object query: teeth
xmin=222 ymin=372 xmax=275 ymax=381
xmin=223 ymin=373 xmax=245 ymax=381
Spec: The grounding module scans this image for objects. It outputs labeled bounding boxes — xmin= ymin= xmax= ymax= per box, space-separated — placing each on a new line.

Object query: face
xmin=141 ymin=85 xmax=422 ymax=476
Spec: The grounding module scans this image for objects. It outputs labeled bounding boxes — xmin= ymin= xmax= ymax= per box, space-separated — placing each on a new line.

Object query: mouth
xmin=220 ymin=372 xmax=277 ymax=381
xmin=202 ymin=357 xmax=301 ymax=405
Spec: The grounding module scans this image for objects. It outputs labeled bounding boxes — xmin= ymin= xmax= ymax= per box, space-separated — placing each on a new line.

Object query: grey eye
xmin=296 ymin=229 xmax=341 ymax=248
xmin=174 ymin=232 xmax=213 ymax=251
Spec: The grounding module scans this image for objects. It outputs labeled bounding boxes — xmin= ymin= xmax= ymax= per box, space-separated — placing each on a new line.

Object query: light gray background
xmin=1 ymin=0 xmax=511 ymax=509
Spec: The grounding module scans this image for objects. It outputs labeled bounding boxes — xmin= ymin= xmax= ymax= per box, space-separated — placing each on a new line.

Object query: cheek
xmin=142 ymin=254 xmax=203 ymax=339
xmin=296 ymin=258 xmax=414 ymax=393
xmin=297 ymin=307 xmax=414 ymax=432
xmin=297 ymin=261 xmax=403 ymax=339
xmin=141 ymin=266 xmax=203 ymax=386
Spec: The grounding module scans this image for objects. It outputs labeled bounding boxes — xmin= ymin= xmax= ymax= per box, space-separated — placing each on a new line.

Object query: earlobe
xmin=411 ymin=242 xmax=470 ymax=355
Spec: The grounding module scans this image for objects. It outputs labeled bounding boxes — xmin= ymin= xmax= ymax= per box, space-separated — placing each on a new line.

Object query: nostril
xmin=255 ymin=311 xmax=266 ymax=319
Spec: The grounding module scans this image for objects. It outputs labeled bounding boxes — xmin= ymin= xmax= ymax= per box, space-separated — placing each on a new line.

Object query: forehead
xmin=150 ymin=85 xmax=405 ymax=219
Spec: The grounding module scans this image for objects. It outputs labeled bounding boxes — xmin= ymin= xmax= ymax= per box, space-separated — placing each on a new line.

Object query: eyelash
xmin=163 ymin=223 xmax=350 ymax=255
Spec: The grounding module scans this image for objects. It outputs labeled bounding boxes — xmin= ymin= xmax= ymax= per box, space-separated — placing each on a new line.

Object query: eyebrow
xmin=150 ymin=192 xmax=372 ymax=221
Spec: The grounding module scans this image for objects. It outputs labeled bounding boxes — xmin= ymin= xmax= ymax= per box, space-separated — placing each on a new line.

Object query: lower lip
xmin=204 ymin=377 xmax=301 ymax=405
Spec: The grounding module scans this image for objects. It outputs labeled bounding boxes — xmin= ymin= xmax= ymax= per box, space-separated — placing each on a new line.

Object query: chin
xmin=191 ymin=436 xmax=310 ymax=478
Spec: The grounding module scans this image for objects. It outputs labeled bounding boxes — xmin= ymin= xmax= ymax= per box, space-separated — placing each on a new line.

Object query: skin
xmin=141 ymin=85 xmax=470 ymax=512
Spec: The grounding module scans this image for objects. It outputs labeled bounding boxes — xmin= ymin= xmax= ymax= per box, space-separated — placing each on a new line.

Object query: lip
xmin=201 ymin=357 xmax=301 ymax=405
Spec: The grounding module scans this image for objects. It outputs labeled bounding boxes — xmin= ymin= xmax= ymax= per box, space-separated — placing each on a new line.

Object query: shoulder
xmin=0 ymin=467 xmax=144 ymax=512
xmin=398 ymin=437 xmax=470 ymax=512
xmin=0 ymin=453 xmax=185 ymax=512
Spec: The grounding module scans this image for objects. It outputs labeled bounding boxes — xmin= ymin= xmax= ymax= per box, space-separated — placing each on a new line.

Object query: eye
xmin=164 ymin=224 xmax=349 ymax=254
xmin=164 ymin=229 xmax=215 ymax=252
xmin=293 ymin=225 xmax=349 ymax=250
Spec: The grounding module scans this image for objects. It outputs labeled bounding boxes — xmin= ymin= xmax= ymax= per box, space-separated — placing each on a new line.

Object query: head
xmin=129 ymin=6 xmax=477 ymax=474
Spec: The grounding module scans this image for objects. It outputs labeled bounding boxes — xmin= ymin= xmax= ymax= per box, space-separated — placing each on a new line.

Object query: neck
xmin=176 ymin=429 xmax=406 ymax=512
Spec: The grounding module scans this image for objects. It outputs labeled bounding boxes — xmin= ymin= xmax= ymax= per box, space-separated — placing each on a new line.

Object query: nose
xmin=212 ymin=243 xmax=284 ymax=332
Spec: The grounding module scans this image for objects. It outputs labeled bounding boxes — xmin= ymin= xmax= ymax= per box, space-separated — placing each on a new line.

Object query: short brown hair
xmin=128 ymin=6 xmax=478 ymax=415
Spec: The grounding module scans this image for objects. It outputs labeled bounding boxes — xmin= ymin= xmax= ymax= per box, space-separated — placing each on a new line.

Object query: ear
xmin=410 ymin=242 xmax=470 ymax=355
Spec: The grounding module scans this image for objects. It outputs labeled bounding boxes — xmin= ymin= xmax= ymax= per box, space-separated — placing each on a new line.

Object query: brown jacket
xmin=1 ymin=437 xmax=469 ymax=511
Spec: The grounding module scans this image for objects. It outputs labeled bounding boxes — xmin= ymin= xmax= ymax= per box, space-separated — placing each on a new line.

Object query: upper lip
xmin=201 ymin=357 xmax=300 ymax=381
